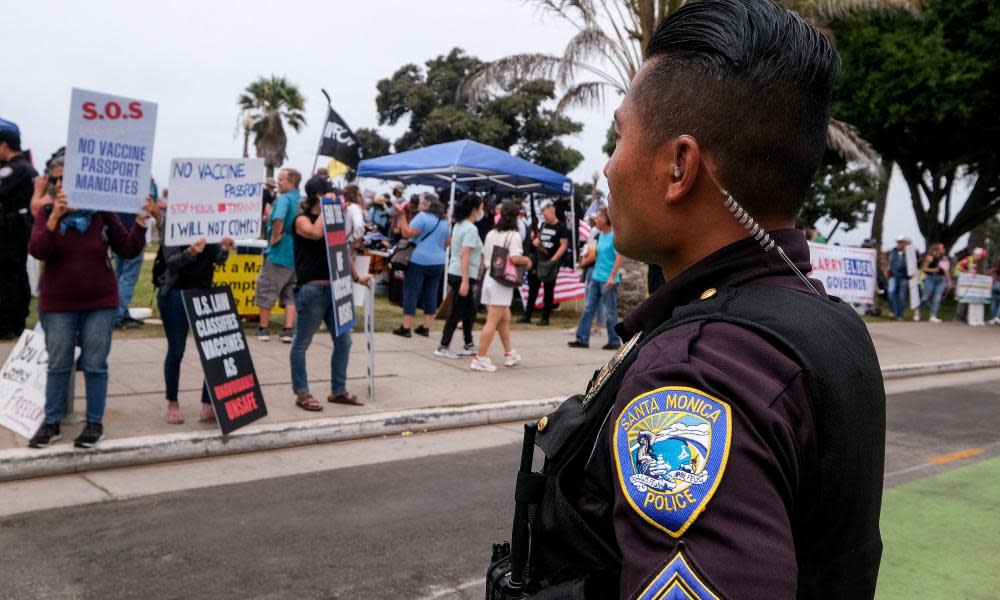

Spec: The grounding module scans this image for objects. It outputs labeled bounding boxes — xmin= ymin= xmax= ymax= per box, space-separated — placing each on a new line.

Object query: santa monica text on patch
xmin=614 ymin=386 xmax=732 ymax=537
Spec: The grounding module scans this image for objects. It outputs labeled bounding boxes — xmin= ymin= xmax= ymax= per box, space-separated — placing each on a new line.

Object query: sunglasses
xmin=48 ymin=175 xmax=63 ymax=184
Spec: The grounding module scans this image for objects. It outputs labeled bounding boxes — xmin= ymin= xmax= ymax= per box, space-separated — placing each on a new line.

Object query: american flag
xmin=578 ymin=219 xmax=593 ymax=243
xmin=518 ymin=267 xmax=588 ymax=309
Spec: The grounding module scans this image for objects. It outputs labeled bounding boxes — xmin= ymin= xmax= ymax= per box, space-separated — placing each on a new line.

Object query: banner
xmin=165 ymin=158 xmax=265 ymax=246
xmin=321 ymin=197 xmax=355 ymax=335
xmin=182 ymin=287 xmax=267 ymax=435
xmin=957 ymin=274 xmax=992 ymax=304
xmin=213 ymin=252 xmax=283 ymax=317
xmin=807 ymin=242 xmax=877 ymax=304
xmin=317 ymin=106 xmax=363 ymax=170
xmin=63 ymin=88 xmax=157 ymax=213
xmin=0 ymin=330 xmax=48 ymax=439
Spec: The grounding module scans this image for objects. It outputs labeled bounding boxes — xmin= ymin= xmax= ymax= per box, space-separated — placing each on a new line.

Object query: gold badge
xmin=583 ymin=332 xmax=643 ymax=407
xmin=699 ymin=288 xmax=717 ymax=300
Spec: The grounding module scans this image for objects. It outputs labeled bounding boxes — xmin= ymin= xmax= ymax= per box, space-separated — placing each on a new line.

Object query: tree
xmin=238 ymin=76 xmax=306 ymax=177
xmin=374 ymin=48 xmax=584 ymax=173
xmin=460 ymin=0 xmax=916 ymax=165
xmin=801 ymin=155 xmax=878 ymax=241
xmin=355 ymin=127 xmax=391 ymax=159
xmin=831 ymin=0 xmax=1000 ymax=250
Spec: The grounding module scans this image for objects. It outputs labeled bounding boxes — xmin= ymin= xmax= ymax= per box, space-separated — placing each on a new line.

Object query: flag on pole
xmin=317 ymin=106 xmax=363 ymax=170
xmin=519 ymin=267 xmax=588 ymax=309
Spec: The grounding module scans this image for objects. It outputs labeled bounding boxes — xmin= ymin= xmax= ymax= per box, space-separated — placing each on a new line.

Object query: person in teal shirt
xmin=435 ymin=195 xmax=485 ymax=358
xmin=570 ymin=207 xmax=623 ymax=349
xmin=254 ymin=168 xmax=300 ymax=342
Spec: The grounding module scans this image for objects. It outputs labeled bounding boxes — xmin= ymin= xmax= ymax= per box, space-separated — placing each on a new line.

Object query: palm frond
xmin=559 ymin=25 xmax=633 ymax=89
xmin=826 ymin=119 xmax=881 ymax=175
xmin=787 ymin=0 xmax=920 ymax=23
xmin=554 ymin=81 xmax=609 ymax=115
xmin=457 ymin=53 xmax=563 ymax=103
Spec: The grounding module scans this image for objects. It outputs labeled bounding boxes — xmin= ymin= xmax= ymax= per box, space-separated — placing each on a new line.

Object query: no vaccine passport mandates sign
xmin=182 ymin=287 xmax=266 ymax=435
xmin=62 ymin=88 xmax=158 ymax=213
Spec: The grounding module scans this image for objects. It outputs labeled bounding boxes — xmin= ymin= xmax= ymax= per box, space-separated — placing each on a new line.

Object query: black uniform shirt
xmin=0 ymin=153 xmax=37 ymax=215
xmin=581 ymin=229 xmax=822 ymax=599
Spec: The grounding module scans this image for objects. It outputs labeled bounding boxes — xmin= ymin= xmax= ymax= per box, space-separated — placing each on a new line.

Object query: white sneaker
xmin=990 ymin=317 xmax=1000 ymax=325
xmin=434 ymin=347 xmax=459 ymax=359
xmin=912 ymin=313 xmax=920 ymax=322
xmin=504 ymin=350 xmax=522 ymax=367
xmin=458 ymin=343 xmax=478 ymax=356
xmin=470 ymin=356 xmax=497 ymax=372
xmin=929 ymin=316 xmax=942 ymax=324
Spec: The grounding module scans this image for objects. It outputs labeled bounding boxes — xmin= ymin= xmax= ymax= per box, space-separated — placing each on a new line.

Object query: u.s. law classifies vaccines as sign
xmin=62 ymin=88 xmax=158 ymax=213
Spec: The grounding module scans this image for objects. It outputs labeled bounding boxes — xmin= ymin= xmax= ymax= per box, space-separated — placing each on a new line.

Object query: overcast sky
xmin=5 ymin=0 xmax=955 ymax=250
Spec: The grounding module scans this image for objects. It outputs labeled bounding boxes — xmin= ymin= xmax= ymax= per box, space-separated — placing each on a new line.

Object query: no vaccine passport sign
xmin=63 ymin=88 xmax=158 ymax=213
xmin=183 ymin=286 xmax=267 ymax=435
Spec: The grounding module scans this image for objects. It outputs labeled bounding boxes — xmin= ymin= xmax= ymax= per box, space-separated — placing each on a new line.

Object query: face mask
xmin=475 ymin=210 xmax=485 ymax=222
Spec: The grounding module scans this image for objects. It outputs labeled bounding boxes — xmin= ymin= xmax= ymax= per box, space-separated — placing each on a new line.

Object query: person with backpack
xmin=392 ymin=193 xmax=448 ymax=338
xmin=470 ymin=202 xmax=533 ymax=372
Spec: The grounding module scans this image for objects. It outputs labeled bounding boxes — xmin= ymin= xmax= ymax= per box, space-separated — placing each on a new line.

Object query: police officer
xmin=0 ymin=119 xmax=38 ymax=339
xmin=488 ymin=1 xmax=885 ymax=598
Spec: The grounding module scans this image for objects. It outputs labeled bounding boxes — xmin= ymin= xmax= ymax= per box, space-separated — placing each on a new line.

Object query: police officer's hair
xmin=635 ymin=0 xmax=840 ymax=219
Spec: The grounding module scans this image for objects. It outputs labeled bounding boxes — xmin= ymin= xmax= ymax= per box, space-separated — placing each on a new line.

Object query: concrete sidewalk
xmin=1 ymin=320 xmax=999 ymax=480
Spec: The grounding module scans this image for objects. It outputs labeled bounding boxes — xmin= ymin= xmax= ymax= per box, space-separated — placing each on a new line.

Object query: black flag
xmin=317 ymin=106 xmax=363 ymax=170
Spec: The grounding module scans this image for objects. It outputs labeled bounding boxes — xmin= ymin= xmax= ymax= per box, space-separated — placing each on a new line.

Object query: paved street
xmin=2 ymin=368 xmax=1000 ymax=599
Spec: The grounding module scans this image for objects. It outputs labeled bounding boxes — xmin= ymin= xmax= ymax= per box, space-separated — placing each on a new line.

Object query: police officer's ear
xmin=664 ymin=135 xmax=702 ymax=206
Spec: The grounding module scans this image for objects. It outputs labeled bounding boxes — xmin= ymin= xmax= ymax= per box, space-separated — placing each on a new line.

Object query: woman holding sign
xmin=26 ymin=191 xmax=158 ymax=449
xmin=157 ymin=235 xmax=235 ymax=424
xmin=289 ymin=177 xmax=371 ymax=411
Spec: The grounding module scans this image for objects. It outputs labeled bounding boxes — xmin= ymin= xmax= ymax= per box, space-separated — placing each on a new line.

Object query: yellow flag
xmin=327 ymin=159 xmax=349 ymax=178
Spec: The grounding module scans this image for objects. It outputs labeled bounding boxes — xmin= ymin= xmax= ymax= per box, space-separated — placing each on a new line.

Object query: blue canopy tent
xmin=357 ymin=140 xmax=577 ymax=298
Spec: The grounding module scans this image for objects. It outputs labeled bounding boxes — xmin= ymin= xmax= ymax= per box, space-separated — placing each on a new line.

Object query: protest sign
xmin=63 ymin=88 xmax=157 ymax=213
xmin=165 ymin=158 xmax=265 ymax=246
xmin=321 ymin=197 xmax=356 ymax=335
xmin=213 ymin=252 xmax=283 ymax=317
xmin=807 ymin=242 xmax=878 ymax=304
xmin=957 ymin=274 xmax=992 ymax=304
xmin=0 ymin=330 xmax=48 ymax=439
xmin=182 ymin=287 xmax=266 ymax=435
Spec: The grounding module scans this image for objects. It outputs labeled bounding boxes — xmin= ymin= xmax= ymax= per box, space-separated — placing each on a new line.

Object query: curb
xmin=4 ymin=357 xmax=1000 ymax=482
xmin=0 ymin=397 xmax=563 ymax=482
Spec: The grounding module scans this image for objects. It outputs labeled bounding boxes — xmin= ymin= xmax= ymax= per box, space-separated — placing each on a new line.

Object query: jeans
xmin=290 ymin=283 xmax=352 ymax=396
xmin=440 ymin=275 xmax=476 ymax=348
xmin=575 ymin=278 xmax=622 ymax=346
xmin=524 ymin=270 xmax=556 ymax=319
xmin=402 ymin=262 xmax=444 ymax=316
xmin=40 ymin=308 xmax=117 ymax=424
xmin=919 ymin=275 xmax=947 ymax=318
xmin=887 ymin=276 xmax=909 ymax=317
xmin=584 ymin=268 xmax=606 ymax=325
xmin=115 ymin=252 xmax=145 ymax=322
xmin=158 ymin=288 xmax=210 ymax=404
xmin=992 ymin=282 xmax=1000 ymax=319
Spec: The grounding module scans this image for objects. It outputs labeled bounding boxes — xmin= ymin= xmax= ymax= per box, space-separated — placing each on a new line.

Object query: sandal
xmin=328 ymin=393 xmax=364 ymax=406
xmin=166 ymin=402 xmax=185 ymax=424
xmin=295 ymin=393 xmax=324 ymax=412
xmin=198 ymin=405 xmax=216 ymax=422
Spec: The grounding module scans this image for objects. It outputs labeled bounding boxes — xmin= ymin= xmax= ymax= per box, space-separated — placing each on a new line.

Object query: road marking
xmin=929 ymin=447 xmax=982 ymax=465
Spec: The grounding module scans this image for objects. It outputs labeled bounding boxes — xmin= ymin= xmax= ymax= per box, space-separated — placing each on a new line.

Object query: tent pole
xmin=570 ymin=193 xmax=578 ymax=272
xmin=443 ymin=175 xmax=457 ymax=302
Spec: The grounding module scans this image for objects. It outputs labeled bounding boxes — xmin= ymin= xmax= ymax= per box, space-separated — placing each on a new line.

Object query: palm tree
xmin=238 ymin=76 xmax=307 ymax=177
xmin=459 ymin=0 xmax=916 ymax=169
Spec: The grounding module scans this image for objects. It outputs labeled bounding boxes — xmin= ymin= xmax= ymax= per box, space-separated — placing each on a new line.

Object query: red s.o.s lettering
xmin=82 ymin=101 xmax=98 ymax=120
xmin=128 ymin=101 xmax=143 ymax=119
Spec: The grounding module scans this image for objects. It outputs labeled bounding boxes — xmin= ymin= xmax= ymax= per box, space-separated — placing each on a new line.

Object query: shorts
xmin=480 ymin=276 xmax=514 ymax=307
xmin=255 ymin=260 xmax=296 ymax=309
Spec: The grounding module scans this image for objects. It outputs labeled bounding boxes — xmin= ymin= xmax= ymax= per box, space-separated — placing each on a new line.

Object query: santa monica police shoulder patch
xmin=614 ymin=386 xmax=732 ymax=537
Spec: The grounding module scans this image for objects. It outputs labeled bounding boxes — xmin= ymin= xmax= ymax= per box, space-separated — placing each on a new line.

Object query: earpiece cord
xmin=699 ymin=163 xmax=820 ymax=296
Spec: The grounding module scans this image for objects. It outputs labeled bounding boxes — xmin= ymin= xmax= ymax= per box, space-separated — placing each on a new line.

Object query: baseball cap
xmin=304 ymin=175 xmax=333 ymax=199
xmin=0 ymin=118 xmax=21 ymax=149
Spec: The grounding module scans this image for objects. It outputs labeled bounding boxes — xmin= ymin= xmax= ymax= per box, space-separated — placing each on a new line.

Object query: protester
xmin=435 ymin=195 xmax=484 ymax=358
xmin=475 ymin=196 xmax=495 ymax=241
xmin=393 ymin=192 xmax=448 ymax=338
xmin=916 ymin=242 xmax=951 ymax=323
xmin=27 ymin=190 xmax=158 ymax=448
xmin=0 ymin=119 xmax=37 ymax=340
xmin=989 ymin=258 xmax=1000 ymax=325
xmin=158 ymin=232 xmax=234 ymax=424
xmin=471 ymin=202 xmax=532 ymax=372
xmin=956 ymin=247 xmax=989 ymax=326
xmin=568 ymin=207 xmax=623 ymax=349
xmin=367 ymin=193 xmax=393 ymax=237
xmin=261 ymin=176 xmax=276 ymax=227
xmin=886 ymin=236 xmax=911 ymax=320
xmin=519 ymin=200 xmax=568 ymax=326
xmin=255 ymin=168 xmax=300 ymax=342
xmin=342 ymin=184 xmax=367 ymax=249
xmin=113 ymin=205 xmax=148 ymax=330
xmin=578 ymin=218 xmax=607 ymax=338
xmin=289 ymin=176 xmax=371 ymax=411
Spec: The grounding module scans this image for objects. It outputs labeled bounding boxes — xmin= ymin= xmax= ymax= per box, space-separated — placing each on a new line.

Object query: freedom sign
xmin=321 ymin=197 xmax=356 ymax=336
xmin=0 ymin=330 xmax=48 ymax=439
xmin=182 ymin=287 xmax=266 ymax=435
xmin=165 ymin=158 xmax=265 ymax=246
xmin=63 ymin=88 xmax=157 ymax=213
xmin=807 ymin=242 xmax=877 ymax=304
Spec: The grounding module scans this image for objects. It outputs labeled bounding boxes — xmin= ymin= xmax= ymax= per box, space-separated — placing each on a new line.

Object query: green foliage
xmin=238 ymin=76 xmax=306 ymax=176
xmin=801 ymin=156 xmax=877 ymax=233
xmin=354 ymin=128 xmax=391 ymax=159
xmin=830 ymin=0 xmax=1000 ymax=247
xmin=603 ymin=120 xmax=617 ymax=157
xmin=374 ymin=48 xmax=583 ymax=174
